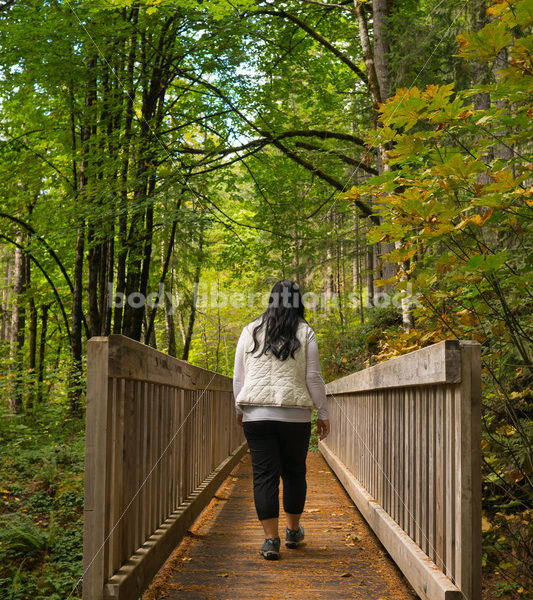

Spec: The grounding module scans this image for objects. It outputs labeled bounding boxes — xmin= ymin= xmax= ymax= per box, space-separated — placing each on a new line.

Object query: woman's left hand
xmin=316 ymin=419 xmax=330 ymax=440
xmin=236 ymin=413 xmax=243 ymax=427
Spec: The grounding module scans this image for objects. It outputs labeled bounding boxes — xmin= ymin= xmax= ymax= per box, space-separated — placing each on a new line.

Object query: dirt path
xmin=144 ymin=450 xmax=417 ymax=600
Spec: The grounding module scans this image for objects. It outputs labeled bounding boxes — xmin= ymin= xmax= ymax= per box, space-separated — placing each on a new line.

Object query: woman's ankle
xmin=285 ymin=512 xmax=301 ymax=531
xmin=260 ymin=517 xmax=279 ymax=538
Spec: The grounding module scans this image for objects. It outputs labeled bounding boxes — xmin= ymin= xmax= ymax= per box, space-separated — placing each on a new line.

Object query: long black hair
xmin=247 ymin=279 xmax=306 ymax=361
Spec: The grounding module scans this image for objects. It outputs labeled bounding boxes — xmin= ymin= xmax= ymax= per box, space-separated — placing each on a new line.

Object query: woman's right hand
xmin=316 ymin=419 xmax=330 ymax=440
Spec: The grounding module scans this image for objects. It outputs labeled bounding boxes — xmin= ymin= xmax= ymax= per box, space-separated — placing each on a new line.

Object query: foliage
xmin=0 ymin=403 xmax=84 ymax=600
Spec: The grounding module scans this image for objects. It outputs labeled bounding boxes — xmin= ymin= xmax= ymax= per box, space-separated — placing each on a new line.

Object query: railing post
xmin=83 ymin=337 xmax=110 ymax=600
xmin=455 ymin=341 xmax=482 ymax=600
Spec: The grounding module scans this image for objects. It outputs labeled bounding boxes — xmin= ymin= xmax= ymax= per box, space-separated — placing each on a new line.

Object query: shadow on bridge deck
xmin=143 ymin=450 xmax=416 ymax=600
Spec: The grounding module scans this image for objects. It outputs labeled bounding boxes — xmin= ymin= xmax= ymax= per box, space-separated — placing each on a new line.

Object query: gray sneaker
xmin=285 ymin=525 xmax=304 ymax=548
xmin=260 ymin=537 xmax=280 ymax=560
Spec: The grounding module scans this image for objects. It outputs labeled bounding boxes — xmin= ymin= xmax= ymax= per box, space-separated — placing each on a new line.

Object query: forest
xmin=0 ymin=0 xmax=531 ymax=598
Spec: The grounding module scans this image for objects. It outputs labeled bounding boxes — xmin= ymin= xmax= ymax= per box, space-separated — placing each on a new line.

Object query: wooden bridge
xmin=82 ymin=335 xmax=481 ymax=600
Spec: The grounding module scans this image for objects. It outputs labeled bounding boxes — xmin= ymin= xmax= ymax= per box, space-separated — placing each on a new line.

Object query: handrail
xmin=319 ymin=339 xmax=481 ymax=600
xmin=82 ymin=335 xmax=247 ymax=600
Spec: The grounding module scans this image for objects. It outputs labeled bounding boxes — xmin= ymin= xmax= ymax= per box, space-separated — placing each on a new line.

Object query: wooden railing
xmin=82 ymin=335 xmax=247 ymax=600
xmin=319 ymin=340 xmax=481 ymax=600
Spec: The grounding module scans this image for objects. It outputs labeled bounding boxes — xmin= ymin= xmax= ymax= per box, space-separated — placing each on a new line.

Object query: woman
xmin=233 ymin=279 xmax=330 ymax=560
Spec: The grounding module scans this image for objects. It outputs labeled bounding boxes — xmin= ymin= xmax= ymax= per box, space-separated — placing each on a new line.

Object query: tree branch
xmin=254 ymin=8 xmax=368 ymax=84
xmin=269 ymin=138 xmax=379 ymax=223
xmin=294 ymin=140 xmax=378 ymax=175
xmin=301 ymin=0 xmax=355 ymax=13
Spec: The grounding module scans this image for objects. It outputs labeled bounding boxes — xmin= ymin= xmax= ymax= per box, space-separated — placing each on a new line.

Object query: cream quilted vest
xmin=235 ymin=318 xmax=314 ymax=410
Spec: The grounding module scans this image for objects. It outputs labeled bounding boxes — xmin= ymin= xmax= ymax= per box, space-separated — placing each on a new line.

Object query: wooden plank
xmin=376 ymin=392 xmax=382 ymax=504
xmin=415 ymin=388 xmax=422 ymax=548
xmin=150 ymin=383 xmax=158 ymax=537
xmin=403 ymin=388 xmax=409 ymax=533
xmin=134 ymin=381 xmax=142 ymax=554
xmin=141 ymin=382 xmax=149 ymax=545
xmin=171 ymin=387 xmax=178 ymax=512
xmin=429 ymin=385 xmax=437 ymax=564
xmin=83 ymin=337 xmax=110 ymax=600
xmin=435 ymin=385 xmax=445 ymax=571
xmin=399 ymin=387 xmax=405 ymax=526
xmin=445 ymin=386 xmax=455 ymax=578
xmin=107 ymin=334 xmax=232 ymax=391
xmin=384 ymin=389 xmax=391 ymax=516
xmin=179 ymin=390 xmax=186 ymax=506
xmin=111 ymin=379 xmax=125 ymax=574
xmin=121 ymin=379 xmax=135 ymax=562
xmin=410 ymin=387 xmax=416 ymax=542
xmin=319 ymin=440 xmax=462 ymax=600
xmin=104 ymin=442 xmax=248 ymax=600
xmin=326 ymin=340 xmax=461 ymax=395
xmin=390 ymin=388 xmax=396 ymax=521
xmin=421 ymin=387 xmax=428 ymax=555
xmin=156 ymin=385 xmax=163 ymax=529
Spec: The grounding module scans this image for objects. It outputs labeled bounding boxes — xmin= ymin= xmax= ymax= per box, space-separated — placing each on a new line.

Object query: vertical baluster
xmin=162 ymin=385 xmax=169 ymax=522
xmin=179 ymin=389 xmax=186 ymax=505
xmin=151 ymin=383 xmax=159 ymax=535
xmin=171 ymin=386 xmax=178 ymax=511
xmin=421 ymin=386 xmax=428 ymax=556
xmin=409 ymin=386 xmax=415 ymax=540
xmin=121 ymin=379 xmax=134 ymax=562
xmin=141 ymin=381 xmax=149 ymax=544
xmin=445 ymin=385 xmax=456 ymax=578
xmin=435 ymin=384 xmax=445 ymax=570
xmin=415 ymin=387 xmax=422 ymax=550
xmin=107 ymin=377 xmax=119 ymax=577
xmin=133 ymin=380 xmax=141 ymax=553
xmin=104 ymin=377 xmax=115 ymax=579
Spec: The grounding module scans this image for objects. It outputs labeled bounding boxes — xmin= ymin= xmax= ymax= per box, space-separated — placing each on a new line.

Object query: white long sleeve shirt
xmin=233 ymin=325 xmax=329 ymax=422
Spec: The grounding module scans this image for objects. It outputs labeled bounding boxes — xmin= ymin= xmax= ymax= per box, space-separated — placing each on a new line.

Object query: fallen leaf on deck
xmin=340 ymin=572 xmax=352 ymax=577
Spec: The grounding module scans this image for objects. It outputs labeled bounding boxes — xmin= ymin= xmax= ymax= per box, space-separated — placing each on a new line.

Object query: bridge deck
xmin=144 ymin=450 xmax=416 ymax=600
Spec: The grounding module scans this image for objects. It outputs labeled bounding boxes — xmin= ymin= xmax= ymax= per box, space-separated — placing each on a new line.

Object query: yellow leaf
xmin=491 ymin=322 xmax=506 ymax=336
xmin=482 ymin=516 xmax=491 ymax=532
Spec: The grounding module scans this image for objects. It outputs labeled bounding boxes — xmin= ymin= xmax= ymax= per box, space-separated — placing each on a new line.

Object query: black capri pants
xmin=242 ymin=420 xmax=312 ymax=521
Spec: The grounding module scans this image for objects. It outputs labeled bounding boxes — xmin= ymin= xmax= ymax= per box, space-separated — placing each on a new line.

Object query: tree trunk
xmin=145 ymin=209 xmax=180 ymax=345
xmin=113 ymin=8 xmax=138 ymax=335
xmin=354 ymin=1 xmax=383 ymax=115
xmin=37 ymin=304 xmax=49 ymax=403
xmin=372 ymin=0 xmax=391 ymax=100
xmin=366 ymin=241 xmax=374 ymax=309
xmin=9 ymin=241 xmax=25 ymax=411
xmin=165 ymin=281 xmax=176 ymax=357
xmin=27 ymin=258 xmax=37 ymax=410
xmin=182 ymin=232 xmax=204 ymax=362
xmin=182 ymin=280 xmax=199 ymax=362
xmin=69 ymin=53 xmax=97 ymax=417
xmin=87 ymin=223 xmax=102 ymax=336
xmin=2 ymin=254 xmax=13 ymax=341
